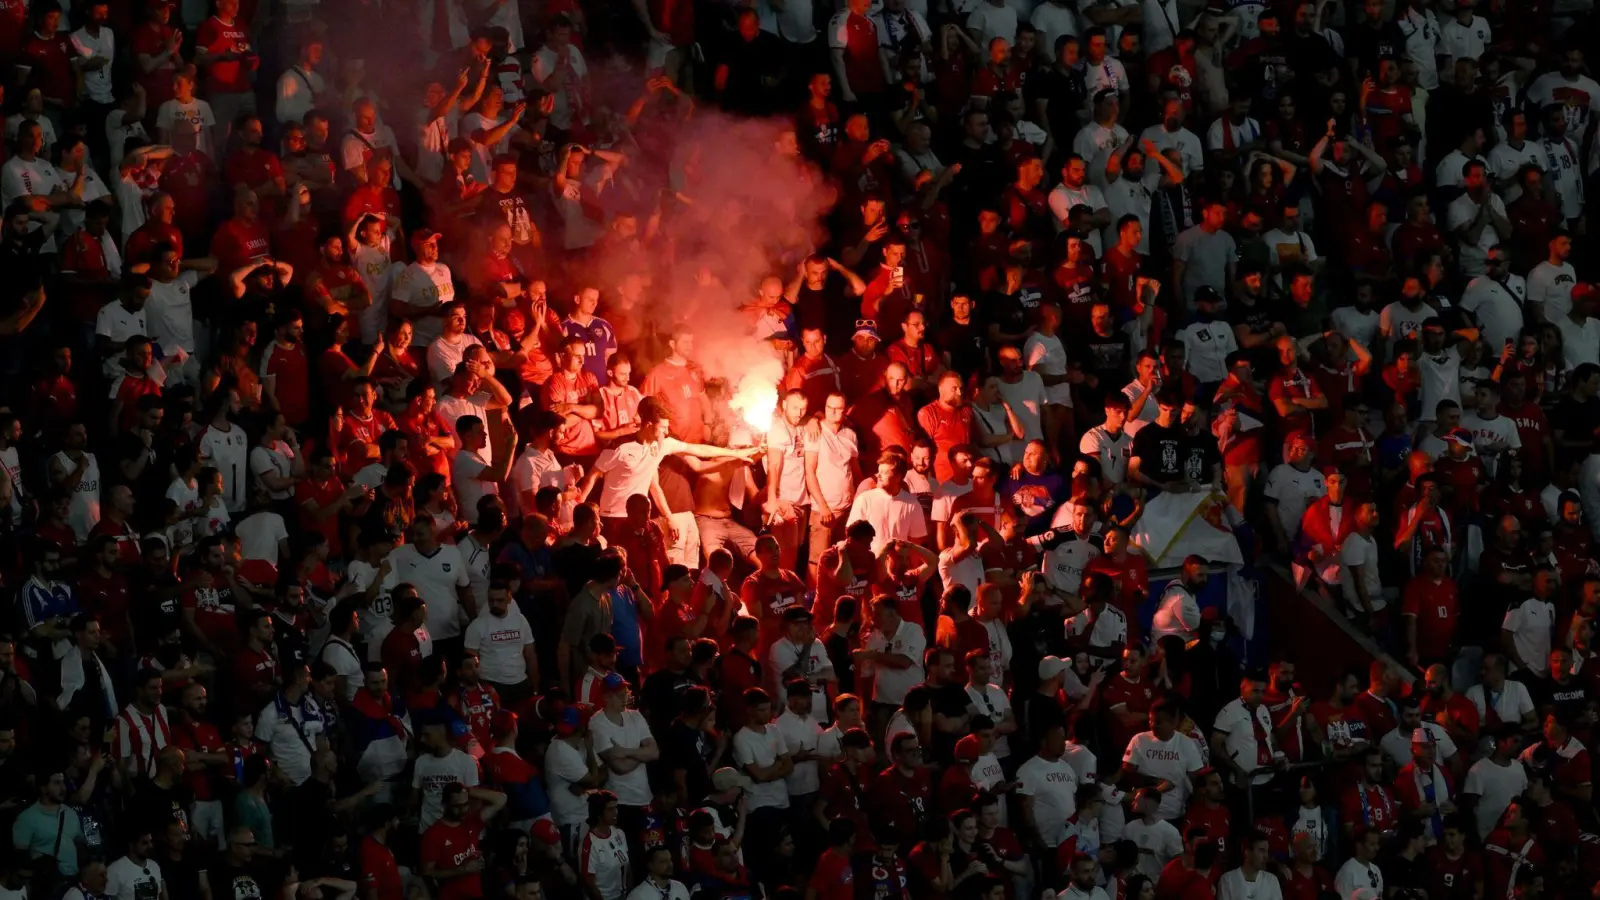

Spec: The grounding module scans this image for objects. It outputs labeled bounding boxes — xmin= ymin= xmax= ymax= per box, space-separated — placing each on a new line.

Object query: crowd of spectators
xmin=0 ymin=0 xmax=1599 ymax=899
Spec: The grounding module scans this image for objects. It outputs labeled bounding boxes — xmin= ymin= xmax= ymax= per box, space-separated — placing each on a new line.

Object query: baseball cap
xmin=1194 ymin=286 xmax=1222 ymax=306
xmin=954 ymin=734 xmax=981 ymax=763
xmin=1571 ymin=282 xmax=1598 ymax=304
xmin=711 ymin=767 xmax=754 ymax=792
xmin=602 ymin=672 xmax=628 ymax=693
xmin=530 ymin=819 xmax=561 ymax=846
xmin=1411 ymin=727 xmax=1436 ymax=745
xmin=554 ymin=705 xmax=585 ymax=736
xmin=853 ymin=319 xmax=880 ymax=341
xmin=782 ymin=607 xmax=813 ymax=624
xmin=490 ymin=710 xmax=518 ymax=741
xmin=410 ymin=229 xmax=441 ymax=250
xmin=1038 ymin=656 xmax=1069 ymax=680
xmin=1444 ymin=428 xmax=1473 ymax=448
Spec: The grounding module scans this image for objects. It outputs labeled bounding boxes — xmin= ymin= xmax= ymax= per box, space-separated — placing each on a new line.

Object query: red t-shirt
xmin=833 ymin=13 xmax=886 ymax=95
xmin=1424 ymin=846 xmax=1483 ymax=900
xmin=182 ymin=577 xmax=240 ymax=652
xmin=77 ymin=570 xmax=132 ymax=652
xmin=211 ymin=216 xmax=270 ymax=274
xmin=808 ymin=847 xmax=856 ymax=900
xmin=1156 ymin=859 xmax=1220 ymax=900
xmin=1339 ymin=782 xmax=1398 ymax=833
xmin=1267 ymin=368 xmax=1324 ymax=441
xmin=111 ymin=373 xmax=164 ymax=431
xmin=420 ymin=812 xmax=485 ymax=900
xmin=197 ymin=16 xmax=254 ymax=94
xmin=129 ymin=23 xmax=179 ymax=107
xmin=0 ymin=0 xmax=27 ymax=59
xmin=381 ymin=626 xmax=423 ymax=694
xmin=1280 ymin=866 xmax=1333 ymax=900
xmin=740 ymin=569 xmax=807 ymax=657
xmin=869 ymin=766 xmax=933 ymax=849
xmin=232 ymin=646 xmax=279 ymax=707
xmin=160 ymin=152 xmax=216 ymax=245
xmin=170 ymin=719 xmax=223 ymax=801
xmin=360 ymin=837 xmax=403 ymax=900
xmin=296 ymin=475 xmax=346 ymax=556
xmin=21 ymin=32 xmax=73 ymax=105
xmin=1400 ymin=575 xmax=1459 ymax=661
xmin=262 ymin=340 xmax=310 ymax=426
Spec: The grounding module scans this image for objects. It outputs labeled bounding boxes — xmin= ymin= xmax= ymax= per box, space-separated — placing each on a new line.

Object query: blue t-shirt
xmin=11 ymin=802 xmax=84 ymax=875
xmin=562 ymin=316 xmax=617 ymax=387
xmin=1004 ymin=471 xmax=1069 ymax=535
xmin=608 ymin=585 xmax=642 ymax=668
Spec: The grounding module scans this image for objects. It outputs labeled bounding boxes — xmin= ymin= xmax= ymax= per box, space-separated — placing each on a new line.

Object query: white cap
xmin=1038 ymin=656 xmax=1069 ymax=680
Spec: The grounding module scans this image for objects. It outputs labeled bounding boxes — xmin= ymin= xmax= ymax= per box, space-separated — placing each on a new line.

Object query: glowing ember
xmin=728 ymin=358 xmax=784 ymax=435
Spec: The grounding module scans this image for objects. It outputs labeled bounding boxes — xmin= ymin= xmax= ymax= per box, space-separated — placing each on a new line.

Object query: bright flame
xmin=729 ymin=357 xmax=784 ymax=435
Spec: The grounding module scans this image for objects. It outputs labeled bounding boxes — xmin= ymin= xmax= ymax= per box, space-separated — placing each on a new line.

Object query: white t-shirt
xmin=544 ymin=738 xmax=592 ymax=827
xmin=1465 ymin=680 xmax=1536 ymax=730
xmin=579 ymin=826 xmax=628 ymax=900
xmin=253 ymin=696 xmax=328 ymax=785
xmin=1462 ymin=757 xmax=1529 ymax=839
xmin=106 ymin=856 xmax=162 ymax=900
xmin=249 ymin=442 xmax=295 ymax=501
xmin=1016 ymin=753 xmax=1078 ymax=845
xmin=1124 ymin=816 xmax=1182 ymax=880
xmin=412 ymin=749 xmax=481 ymax=831
xmin=592 ymin=437 xmax=686 ymax=519
xmin=805 ymin=426 xmax=859 ymax=511
xmin=1211 ymin=698 xmax=1277 ymax=785
xmin=388 ymin=542 xmax=470 ymax=640
xmin=862 ymin=620 xmax=926 ymax=706
xmin=464 ymin=607 xmax=534 ymax=685
xmin=774 ymin=709 xmax=823 ymax=795
xmin=1339 ymin=533 xmax=1384 ymax=613
xmin=95 ymin=302 xmax=149 ymax=377
xmin=589 ymin=709 xmax=654 ymax=806
xmin=625 ymin=881 xmax=690 ymax=900
xmin=1419 ymin=346 xmax=1463 ymax=421
xmin=1150 ymin=583 xmax=1199 ymax=646
xmin=1334 ymin=859 xmax=1384 ymax=900
xmin=1526 ymin=261 xmax=1577 ymax=321
xmin=197 ymin=422 xmax=248 ymax=512
xmin=846 ymin=487 xmax=928 ymax=554
xmin=997 ymin=371 xmax=1049 ymax=443
xmin=235 ymin=511 xmax=287 ymax=564
xmin=1218 ymin=869 xmax=1284 ymax=900
xmin=1025 ymin=333 xmax=1073 ymax=407
xmin=1501 ymin=597 xmax=1556 ymax=676
xmin=966 ymin=682 xmax=1012 ymax=757
xmin=392 ymin=261 xmax=455 ymax=346
xmin=1264 ymin=464 xmax=1326 ymax=543
xmin=732 ymin=723 xmax=791 ymax=810
xmin=1123 ymin=731 xmax=1203 ymax=819
xmin=318 ymin=636 xmax=364 ymax=702
xmin=769 ymin=638 xmax=831 ymax=715
xmin=147 ymin=271 xmax=200 ymax=355
xmin=1445 ymin=192 xmax=1507 ymax=276
xmin=766 ymin=417 xmax=810 ymax=505
xmin=1080 ymin=427 xmax=1132 ymax=486
xmin=155 ymin=98 xmax=216 ymax=158
xmin=427 ymin=333 xmax=484 ymax=385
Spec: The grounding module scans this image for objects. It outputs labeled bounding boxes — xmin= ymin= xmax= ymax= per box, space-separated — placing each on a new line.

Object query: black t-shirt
xmin=209 ymin=858 xmax=277 ymax=900
xmin=641 ymin=668 xmax=700 ymax=731
xmin=1227 ymin=295 xmax=1279 ymax=372
xmin=130 ymin=778 xmax=193 ymax=836
xmin=476 ymin=186 xmax=537 ymax=247
xmin=825 ymin=630 xmax=857 ymax=695
xmin=1180 ymin=433 xmax=1221 ymax=485
xmin=661 ymin=719 xmax=715 ymax=800
xmin=551 ymin=542 xmax=603 ymax=599
xmin=156 ymin=848 xmax=210 ymax=900
xmin=1027 ymin=66 xmax=1088 ymax=155
xmin=927 ymin=682 xmax=973 ymax=762
xmin=1132 ymin=422 xmax=1186 ymax=482
xmin=1345 ymin=21 xmax=1406 ymax=77
xmin=1554 ymin=396 xmax=1600 ymax=452
xmin=1074 ymin=332 xmax=1131 ymax=387
xmin=984 ymin=290 xmax=1028 ymax=346
xmin=936 ymin=318 xmax=987 ymax=380
xmin=1538 ymin=676 xmax=1592 ymax=726
xmin=794 ymin=276 xmax=852 ymax=348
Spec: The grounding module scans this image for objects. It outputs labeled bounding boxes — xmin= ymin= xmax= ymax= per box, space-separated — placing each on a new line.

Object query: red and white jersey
xmin=116 ymin=702 xmax=172 ymax=777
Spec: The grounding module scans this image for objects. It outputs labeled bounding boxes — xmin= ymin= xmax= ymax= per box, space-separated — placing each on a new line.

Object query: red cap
xmin=410 ymin=229 xmax=441 ymax=250
xmin=954 ymin=734 xmax=981 ymax=762
xmin=1572 ymin=282 xmax=1598 ymax=304
xmin=490 ymin=710 xmax=518 ymax=741
xmin=530 ymin=819 xmax=560 ymax=846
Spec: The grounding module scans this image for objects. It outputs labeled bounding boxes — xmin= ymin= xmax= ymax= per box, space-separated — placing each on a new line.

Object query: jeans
xmin=695 ymin=513 xmax=757 ymax=564
xmin=807 ymin=507 xmax=846 ymax=580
